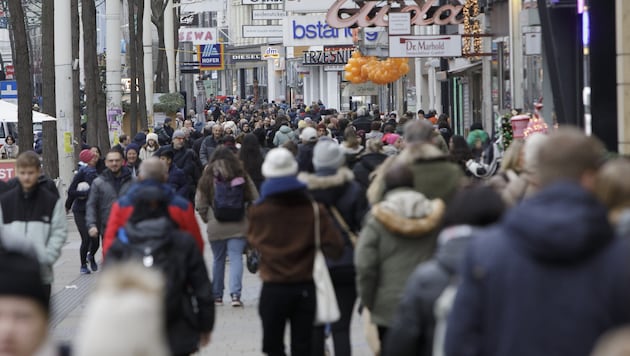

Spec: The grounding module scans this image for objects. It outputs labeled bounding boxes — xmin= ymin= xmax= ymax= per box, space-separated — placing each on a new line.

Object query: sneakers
xmin=80 ymin=265 xmax=91 ymax=274
xmin=214 ymin=298 xmax=223 ymax=306
xmin=231 ymin=295 xmax=243 ymax=307
xmin=87 ymin=253 xmax=98 ymax=272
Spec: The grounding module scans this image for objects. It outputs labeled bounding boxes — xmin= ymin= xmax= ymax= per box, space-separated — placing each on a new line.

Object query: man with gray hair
xmin=367 ymin=120 xmax=463 ymax=204
xmin=444 ymin=128 xmax=630 ymax=356
xmin=101 ymin=157 xmax=204 ymax=256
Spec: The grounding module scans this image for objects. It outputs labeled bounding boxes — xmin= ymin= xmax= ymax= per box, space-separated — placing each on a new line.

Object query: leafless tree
xmin=7 ymin=0 xmax=33 ymax=150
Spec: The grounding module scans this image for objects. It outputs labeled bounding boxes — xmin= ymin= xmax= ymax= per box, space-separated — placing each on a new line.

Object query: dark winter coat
xmin=352 ymin=152 xmax=388 ymax=192
xmin=352 ymin=116 xmax=372 ymax=133
xmin=445 ymin=182 xmax=630 ymax=356
xmin=167 ymin=164 xmax=190 ymax=199
xmin=298 ymin=167 xmax=367 ymax=271
xmin=85 ymin=167 xmax=134 ymax=234
xmin=199 ymin=136 xmax=221 ymax=166
xmin=107 ymin=217 xmax=214 ymax=355
xmin=65 ymin=165 xmax=99 ymax=213
xmin=296 ymin=142 xmax=316 ymax=173
xmin=384 ymin=225 xmax=473 ymax=356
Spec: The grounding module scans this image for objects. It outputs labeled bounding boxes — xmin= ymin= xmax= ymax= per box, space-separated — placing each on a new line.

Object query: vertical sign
xmin=198 ymin=44 xmax=224 ymax=71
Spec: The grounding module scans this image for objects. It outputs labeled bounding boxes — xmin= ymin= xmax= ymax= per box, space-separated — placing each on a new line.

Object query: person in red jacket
xmin=102 ymin=157 xmax=203 ymax=256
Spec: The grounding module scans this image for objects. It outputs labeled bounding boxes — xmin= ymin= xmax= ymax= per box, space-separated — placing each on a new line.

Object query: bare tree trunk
xmin=152 ymin=0 xmax=168 ymax=93
xmin=42 ymin=0 xmax=56 ymax=117
xmin=71 ymin=0 xmax=81 ymax=161
xmin=136 ymin=0 xmax=147 ymax=130
xmin=7 ymin=0 xmax=33 ymax=151
xmin=96 ymin=76 xmax=109 ymax=151
xmin=82 ymin=0 xmax=97 ymax=147
xmin=42 ymin=121 xmax=58 ymax=178
xmin=128 ymin=0 xmax=138 ymax=136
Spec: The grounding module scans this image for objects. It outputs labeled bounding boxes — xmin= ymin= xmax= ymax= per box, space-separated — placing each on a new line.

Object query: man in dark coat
xmin=444 ymin=128 xmax=630 ymax=356
xmin=162 ymin=130 xmax=201 ymax=203
xmin=352 ymin=107 xmax=372 ymax=132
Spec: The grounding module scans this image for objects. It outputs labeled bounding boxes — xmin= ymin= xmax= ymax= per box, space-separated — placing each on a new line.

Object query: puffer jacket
xmin=86 ymin=167 xmax=134 ymax=235
xmin=384 ymin=225 xmax=474 ymax=356
xmin=65 ymin=165 xmax=99 ymax=213
xmin=272 ymin=125 xmax=297 ymax=147
xmin=353 ymin=152 xmax=388 ymax=192
xmin=0 ymin=183 xmax=68 ymax=284
xmin=298 ymin=167 xmax=367 ymax=270
xmin=355 ymin=188 xmax=445 ymax=327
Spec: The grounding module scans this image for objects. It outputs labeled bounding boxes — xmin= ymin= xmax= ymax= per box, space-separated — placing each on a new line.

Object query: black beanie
xmin=0 ymin=249 xmax=50 ymax=313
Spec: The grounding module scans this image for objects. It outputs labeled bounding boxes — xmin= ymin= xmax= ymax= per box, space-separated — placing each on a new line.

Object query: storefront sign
xmin=283 ymin=15 xmax=379 ymax=46
xmin=388 ymin=12 xmax=411 ymax=35
xmin=242 ymin=0 xmax=282 ymax=4
xmin=0 ymin=160 xmax=15 ymax=182
xmin=230 ymin=53 xmax=262 ymax=63
xmin=388 ymin=35 xmax=462 ymax=57
xmin=342 ymin=82 xmax=380 ymax=96
xmin=180 ymin=0 xmax=222 ymax=12
xmin=324 ymin=65 xmax=344 ymax=71
xmin=178 ymin=27 xmax=218 ymax=45
xmin=243 ymin=25 xmax=283 ymax=38
xmin=302 ymin=46 xmax=355 ymax=65
xmin=198 ymin=44 xmax=225 ymax=70
xmin=326 ymin=0 xmax=464 ymax=28
xmin=284 ymin=0 xmax=354 ymax=13
xmin=180 ymin=13 xmax=198 ymax=26
xmin=261 ymin=46 xmax=283 ymax=59
xmin=253 ymin=9 xmax=286 ymax=20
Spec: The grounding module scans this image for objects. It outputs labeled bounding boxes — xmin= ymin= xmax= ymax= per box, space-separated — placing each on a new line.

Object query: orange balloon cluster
xmin=344 ymin=51 xmax=410 ymax=85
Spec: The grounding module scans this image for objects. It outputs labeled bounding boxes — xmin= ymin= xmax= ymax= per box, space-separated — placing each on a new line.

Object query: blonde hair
xmin=595 ymin=158 xmax=630 ymax=213
xmin=499 ymin=139 xmax=525 ymax=174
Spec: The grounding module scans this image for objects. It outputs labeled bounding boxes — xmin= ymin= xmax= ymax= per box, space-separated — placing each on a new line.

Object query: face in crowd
xmin=105 ymin=151 xmax=123 ymax=174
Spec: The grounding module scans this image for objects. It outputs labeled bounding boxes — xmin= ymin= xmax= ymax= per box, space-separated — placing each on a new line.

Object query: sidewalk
xmin=50 ymin=214 xmax=373 ymax=355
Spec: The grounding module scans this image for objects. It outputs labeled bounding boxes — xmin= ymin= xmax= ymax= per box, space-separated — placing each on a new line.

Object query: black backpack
xmin=212 ymin=176 xmax=246 ymax=222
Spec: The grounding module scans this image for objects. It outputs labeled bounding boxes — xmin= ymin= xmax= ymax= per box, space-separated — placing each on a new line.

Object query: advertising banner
xmin=283 ymin=15 xmax=380 ymax=46
xmin=284 ymin=0 xmax=355 ymax=13
xmin=243 ymin=25 xmax=283 ymax=38
xmin=388 ymin=35 xmax=462 ymax=57
xmin=178 ymin=27 xmax=218 ymax=45
xmin=198 ymin=44 xmax=225 ymax=70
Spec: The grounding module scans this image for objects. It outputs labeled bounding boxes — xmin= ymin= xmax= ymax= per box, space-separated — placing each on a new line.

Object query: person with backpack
xmin=298 ymin=138 xmax=368 ymax=356
xmin=382 ymin=186 xmax=505 ymax=356
xmin=195 ymin=146 xmax=259 ymax=307
xmin=105 ymin=159 xmax=214 ymax=356
xmin=102 ymin=157 xmax=203 ymax=256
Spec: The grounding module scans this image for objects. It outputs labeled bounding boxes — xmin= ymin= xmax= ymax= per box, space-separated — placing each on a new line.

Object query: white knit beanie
xmin=262 ymin=147 xmax=298 ymax=178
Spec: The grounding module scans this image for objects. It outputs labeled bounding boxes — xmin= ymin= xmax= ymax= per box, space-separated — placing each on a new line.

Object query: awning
xmin=448 ymin=61 xmax=482 ymax=75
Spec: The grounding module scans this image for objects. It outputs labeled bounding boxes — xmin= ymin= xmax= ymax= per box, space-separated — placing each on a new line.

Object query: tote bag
xmin=311 ymin=200 xmax=341 ymax=325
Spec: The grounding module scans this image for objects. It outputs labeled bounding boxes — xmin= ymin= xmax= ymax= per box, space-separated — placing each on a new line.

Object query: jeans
xmin=210 ymin=237 xmax=247 ymax=299
xmin=74 ymin=212 xmax=99 ymax=265
xmin=259 ymin=282 xmax=316 ymax=356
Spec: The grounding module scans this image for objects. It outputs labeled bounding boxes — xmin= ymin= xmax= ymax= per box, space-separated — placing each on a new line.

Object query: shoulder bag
xmin=311 ymin=200 xmax=340 ymax=325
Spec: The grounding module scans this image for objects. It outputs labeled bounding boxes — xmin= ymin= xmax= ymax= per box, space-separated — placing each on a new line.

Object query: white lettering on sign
xmin=1 ymin=84 xmax=16 ymax=97
xmin=0 ymin=167 xmax=14 ymax=181
xmin=325 ymin=0 xmax=464 ymax=28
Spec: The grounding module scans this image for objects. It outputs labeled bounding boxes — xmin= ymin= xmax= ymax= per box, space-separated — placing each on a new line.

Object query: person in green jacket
xmin=356 ymin=159 xmax=445 ymax=345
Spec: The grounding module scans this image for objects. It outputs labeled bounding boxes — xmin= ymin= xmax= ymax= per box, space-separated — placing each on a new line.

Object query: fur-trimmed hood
xmin=372 ymin=188 xmax=445 ymax=237
xmin=298 ymin=167 xmax=355 ymax=190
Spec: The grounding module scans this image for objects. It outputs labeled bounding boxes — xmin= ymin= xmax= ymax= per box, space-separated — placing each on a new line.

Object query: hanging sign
xmin=198 ymin=44 xmax=225 ymax=70
xmin=388 ymin=35 xmax=462 ymax=57
xmin=326 ymin=0 xmax=464 ymax=28
xmin=179 ymin=27 xmax=218 ymax=44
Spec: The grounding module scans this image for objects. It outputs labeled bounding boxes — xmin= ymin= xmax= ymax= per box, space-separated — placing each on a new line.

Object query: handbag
xmin=245 ymin=245 xmax=260 ymax=274
xmin=311 ymin=200 xmax=341 ymax=325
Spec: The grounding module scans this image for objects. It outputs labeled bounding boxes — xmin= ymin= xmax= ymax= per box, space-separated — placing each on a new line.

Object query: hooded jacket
xmin=445 ymin=182 xmax=630 ymax=356
xmin=102 ymin=180 xmax=203 ymax=255
xmin=355 ymin=188 xmax=445 ymax=327
xmin=384 ymin=225 xmax=473 ymax=356
xmin=85 ymin=167 xmax=134 ymax=235
xmin=272 ymin=125 xmax=297 ymax=147
xmin=352 ymin=152 xmax=388 ymax=192
xmin=367 ymin=143 xmax=463 ymax=205
xmin=298 ymin=167 xmax=368 ymax=270
xmin=106 ymin=217 xmax=214 ymax=355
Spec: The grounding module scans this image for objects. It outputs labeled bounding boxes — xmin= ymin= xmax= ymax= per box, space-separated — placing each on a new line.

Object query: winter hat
xmin=125 ymin=143 xmax=140 ymax=154
xmin=172 ymin=129 xmax=186 ymax=139
xmin=300 ymin=127 xmax=317 ymax=142
xmin=297 ymin=120 xmax=308 ymax=129
xmin=133 ymin=132 xmax=146 ymax=146
xmin=163 ymin=118 xmax=172 ymax=124
xmin=0 ymin=246 xmax=50 ymax=313
xmin=79 ymin=149 xmax=96 ymax=164
xmin=382 ymin=133 xmax=401 ymax=145
xmin=262 ymin=147 xmax=298 ymax=178
xmin=313 ymin=138 xmax=345 ymax=171
xmin=146 ymin=133 xmax=158 ymax=144
xmin=73 ymin=263 xmax=169 ymax=356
